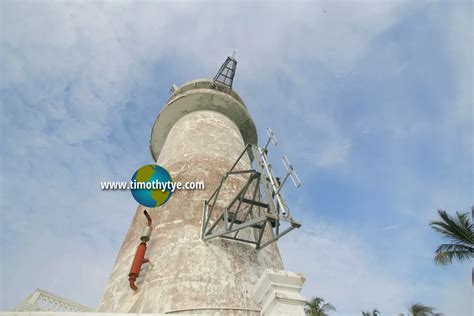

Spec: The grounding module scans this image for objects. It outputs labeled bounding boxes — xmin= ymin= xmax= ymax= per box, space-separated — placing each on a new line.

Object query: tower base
xmin=252 ymin=269 xmax=307 ymax=316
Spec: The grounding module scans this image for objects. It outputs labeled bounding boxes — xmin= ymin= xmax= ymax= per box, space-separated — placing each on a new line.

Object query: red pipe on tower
xmin=128 ymin=210 xmax=152 ymax=291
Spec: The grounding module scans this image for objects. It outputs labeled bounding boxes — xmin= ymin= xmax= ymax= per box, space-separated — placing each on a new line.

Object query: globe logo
xmin=130 ymin=164 xmax=173 ymax=207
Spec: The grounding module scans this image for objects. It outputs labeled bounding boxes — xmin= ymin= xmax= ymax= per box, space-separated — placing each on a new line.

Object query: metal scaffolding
xmin=202 ymin=128 xmax=301 ymax=249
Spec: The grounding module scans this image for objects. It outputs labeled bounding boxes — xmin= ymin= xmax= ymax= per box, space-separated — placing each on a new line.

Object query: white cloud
xmin=280 ymin=220 xmax=408 ymax=314
xmin=0 ymin=1 xmax=471 ymax=314
xmin=445 ymin=3 xmax=473 ymax=119
xmin=279 ymin=215 xmax=471 ymax=316
xmin=0 ymin=0 xmax=419 ymax=154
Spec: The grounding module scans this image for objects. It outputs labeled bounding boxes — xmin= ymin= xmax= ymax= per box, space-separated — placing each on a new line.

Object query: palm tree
xmin=406 ymin=303 xmax=443 ymax=316
xmin=429 ymin=209 xmax=474 ymax=265
xmin=362 ymin=309 xmax=380 ymax=316
xmin=305 ymin=297 xmax=336 ymax=316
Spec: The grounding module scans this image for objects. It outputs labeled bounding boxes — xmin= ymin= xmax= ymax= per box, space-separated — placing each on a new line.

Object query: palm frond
xmin=362 ymin=309 xmax=379 ymax=316
xmin=305 ymin=297 xmax=335 ymax=316
xmin=322 ymin=302 xmax=336 ymax=312
xmin=430 ymin=210 xmax=474 ymax=245
xmin=434 ymin=243 xmax=474 ymax=265
xmin=408 ymin=303 xmax=435 ymax=315
xmin=430 ymin=209 xmax=474 ymax=265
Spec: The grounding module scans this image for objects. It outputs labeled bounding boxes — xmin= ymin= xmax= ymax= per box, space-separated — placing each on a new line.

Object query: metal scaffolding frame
xmin=201 ymin=128 xmax=301 ymax=249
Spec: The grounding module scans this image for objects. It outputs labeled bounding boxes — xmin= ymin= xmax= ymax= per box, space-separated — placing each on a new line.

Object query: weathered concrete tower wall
xmin=99 ymin=80 xmax=284 ymax=314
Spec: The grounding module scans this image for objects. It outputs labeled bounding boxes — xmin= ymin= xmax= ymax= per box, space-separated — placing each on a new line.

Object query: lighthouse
xmin=99 ymin=57 xmax=306 ymax=315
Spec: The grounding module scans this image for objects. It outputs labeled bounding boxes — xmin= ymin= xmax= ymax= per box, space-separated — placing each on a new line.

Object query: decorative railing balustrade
xmin=14 ymin=288 xmax=93 ymax=312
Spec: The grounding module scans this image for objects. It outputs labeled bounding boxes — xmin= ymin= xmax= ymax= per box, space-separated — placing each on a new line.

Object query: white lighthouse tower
xmin=99 ymin=57 xmax=306 ymax=315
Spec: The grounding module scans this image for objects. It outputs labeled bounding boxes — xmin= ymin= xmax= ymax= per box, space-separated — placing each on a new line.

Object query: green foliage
xmin=407 ymin=303 xmax=444 ymax=316
xmin=429 ymin=209 xmax=474 ymax=265
xmin=362 ymin=309 xmax=380 ymax=316
xmin=305 ymin=297 xmax=336 ymax=316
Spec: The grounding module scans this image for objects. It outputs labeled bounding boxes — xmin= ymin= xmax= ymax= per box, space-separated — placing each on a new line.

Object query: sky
xmin=0 ymin=1 xmax=472 ymax=315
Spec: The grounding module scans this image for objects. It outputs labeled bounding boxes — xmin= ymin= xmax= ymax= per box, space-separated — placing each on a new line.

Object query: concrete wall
xmin=99 ymin=84 xmax=284 ymax=314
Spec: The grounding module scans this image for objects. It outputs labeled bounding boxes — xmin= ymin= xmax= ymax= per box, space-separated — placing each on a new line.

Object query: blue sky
xmin=0 ymin=1 xmax=472 ymax=315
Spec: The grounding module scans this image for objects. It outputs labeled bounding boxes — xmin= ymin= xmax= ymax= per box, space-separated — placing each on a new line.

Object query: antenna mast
xmin=201 ymin=127 xmax=301 ymax=250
